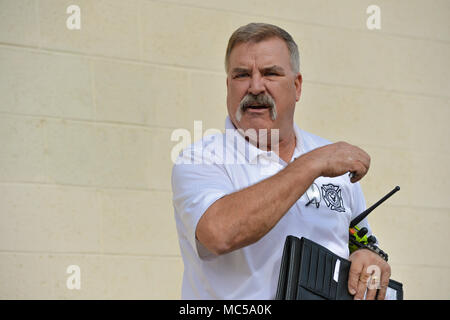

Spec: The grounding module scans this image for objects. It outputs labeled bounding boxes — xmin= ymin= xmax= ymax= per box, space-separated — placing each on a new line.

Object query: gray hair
xmin=224 ymin=23 xmax=300 ymax=73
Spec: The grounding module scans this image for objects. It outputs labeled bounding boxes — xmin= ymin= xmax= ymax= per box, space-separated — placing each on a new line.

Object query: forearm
xmin=196 ymin=153 xmax=320 ymax=255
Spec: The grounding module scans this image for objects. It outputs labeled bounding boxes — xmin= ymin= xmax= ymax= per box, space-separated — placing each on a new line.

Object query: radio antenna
xmin=350 ymin=186 xmax=400 ymax=228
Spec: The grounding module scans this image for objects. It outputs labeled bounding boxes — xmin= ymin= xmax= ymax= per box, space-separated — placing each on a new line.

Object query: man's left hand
xmin=348 ymin=249 xmax=391 ymax=300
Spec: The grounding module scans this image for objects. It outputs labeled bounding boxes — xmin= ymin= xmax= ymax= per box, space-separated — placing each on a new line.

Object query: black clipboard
xmin=276 ymin=236 xmax=403 ymax=300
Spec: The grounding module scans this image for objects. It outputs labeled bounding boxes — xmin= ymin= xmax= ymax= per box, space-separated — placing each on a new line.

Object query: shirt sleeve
xmin=350 ymin=182 xmax=367 ymax=221
xmin=171 ymin=148 xmax=234 ymax=259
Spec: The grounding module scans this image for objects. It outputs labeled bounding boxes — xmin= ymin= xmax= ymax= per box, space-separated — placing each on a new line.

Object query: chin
xmin=241 ymin=117 xmax=274 ymax=131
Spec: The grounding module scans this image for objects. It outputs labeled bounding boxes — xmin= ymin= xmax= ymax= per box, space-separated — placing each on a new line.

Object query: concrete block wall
xmin=0 ymin=0 xmax=448 ymax=299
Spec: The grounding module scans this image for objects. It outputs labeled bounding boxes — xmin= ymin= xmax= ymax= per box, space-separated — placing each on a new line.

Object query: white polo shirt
xmin=171 ymin=117 xmax=371 ymax=299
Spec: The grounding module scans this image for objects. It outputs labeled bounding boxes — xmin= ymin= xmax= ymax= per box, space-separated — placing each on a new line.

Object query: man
xmin=172 ymin=23 xmax=390 ymax=299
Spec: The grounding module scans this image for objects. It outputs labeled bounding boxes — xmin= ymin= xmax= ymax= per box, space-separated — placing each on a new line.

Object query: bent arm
xmin=196 ymin=153 xmax=318 ymax=255
xmin=195 ymin=141 xmax=370 ymax=256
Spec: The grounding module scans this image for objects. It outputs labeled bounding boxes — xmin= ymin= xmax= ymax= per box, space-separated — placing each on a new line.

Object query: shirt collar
xmin=225 ymin=116 xmax=266 ymax=163
xmin=225 ymin=116 xmax=304 ymax=164
xmin=291 ymin=121 xmax=304 ymax=161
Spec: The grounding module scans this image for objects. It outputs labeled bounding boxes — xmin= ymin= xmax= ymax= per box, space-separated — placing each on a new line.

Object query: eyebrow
xmin=231 ymin=67 xmax=251 ymax=75
xmin=231 ymin=65 xmax=286 ymax=75
xmin=262 ymin=65 xmax=285 ymax=74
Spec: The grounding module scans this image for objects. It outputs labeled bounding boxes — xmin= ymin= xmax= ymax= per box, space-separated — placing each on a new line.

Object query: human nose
xmin=248 ymin=73 xmax=266 ymax=96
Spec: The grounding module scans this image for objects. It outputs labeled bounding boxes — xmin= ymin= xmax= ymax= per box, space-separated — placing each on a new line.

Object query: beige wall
xmin=0 ymin=0 xmax=448 ymax=299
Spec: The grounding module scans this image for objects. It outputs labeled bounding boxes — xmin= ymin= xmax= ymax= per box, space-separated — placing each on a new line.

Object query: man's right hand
xmin=304 ymin=141 xmax=371 ymax=183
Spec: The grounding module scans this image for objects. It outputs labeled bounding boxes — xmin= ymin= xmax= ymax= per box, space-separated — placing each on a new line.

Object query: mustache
xmin=236 ymin=93 xmax=277 ymax=122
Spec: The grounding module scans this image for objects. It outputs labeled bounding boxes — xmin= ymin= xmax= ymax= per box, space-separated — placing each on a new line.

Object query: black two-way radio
xmin=348 ymin=186 xmax=401 ymax=260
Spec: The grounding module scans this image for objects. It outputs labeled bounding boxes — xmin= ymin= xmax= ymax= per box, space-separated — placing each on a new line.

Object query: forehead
xmin=228 ymin=37 xmax=291 ymax=70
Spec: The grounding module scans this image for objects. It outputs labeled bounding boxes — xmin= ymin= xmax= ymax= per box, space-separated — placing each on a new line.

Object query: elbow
xmin=196 ymin=216 xmax=232 ymax=256
xmin=209 ymin=240 xmax=231 ymax=256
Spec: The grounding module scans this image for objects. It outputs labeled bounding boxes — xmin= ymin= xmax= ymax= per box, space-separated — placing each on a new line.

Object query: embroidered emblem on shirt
xmin=321 ymin=183 xmax=346 ymax=212
xmin=305 ymin=183 xmax=321 ymax=208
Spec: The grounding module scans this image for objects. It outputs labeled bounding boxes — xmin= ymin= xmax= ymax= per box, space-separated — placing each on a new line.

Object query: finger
xmin=366 ymin=287 xmax=377 ymax=300
xmin=365 ymin=274 xmax=379 ymax=300
xmin=377 ymin=285 xmax=388 ymax=300
xmin=357 ymin=147 xmax=371 ymax=170
xmin=349 ymin=161 xmax=368 ymax=183
xmin=354 ymin=270 xmax=370 ymax=300
xmin=348 ymin=259 xmax=364 ymax=296
xmin=377 ymin=270 xmax=391 ymax=300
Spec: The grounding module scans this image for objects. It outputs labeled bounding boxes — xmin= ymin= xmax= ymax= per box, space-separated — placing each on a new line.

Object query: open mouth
xmin=244 ymin=105 xmax=270 ymax=111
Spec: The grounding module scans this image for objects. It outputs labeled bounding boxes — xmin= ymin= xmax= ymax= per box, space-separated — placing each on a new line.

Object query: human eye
xmin=263 ymin=67 xmax=284 ymax=77
xmin=264 ymin=70 xmax=280 ymax=77
xmin=233 ymin=72 xmax=250 ymax=79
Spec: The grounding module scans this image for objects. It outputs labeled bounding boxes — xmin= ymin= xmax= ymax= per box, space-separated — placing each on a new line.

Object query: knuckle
xmin=360 ymin=274 xmax=370 ymax=282
xmin=381 ymin=262 xmax=391 ymax=274
xmin=349 ymin=269 xmax=361 ymax=279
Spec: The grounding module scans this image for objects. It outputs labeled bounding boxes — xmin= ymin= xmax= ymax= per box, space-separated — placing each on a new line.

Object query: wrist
xmin=349 ymin=238 xmax=389 ymax=262
xmin=295 ymin=150 xmax=324 ymax=179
